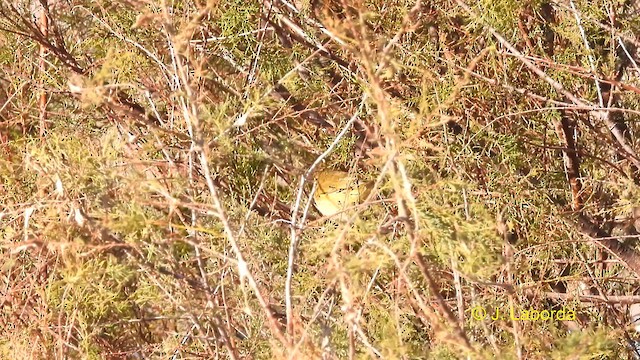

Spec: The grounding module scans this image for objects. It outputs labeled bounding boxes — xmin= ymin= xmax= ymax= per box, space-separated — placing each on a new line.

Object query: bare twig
xmin=285 ymin=94 xmax=367 ymax=343
xmin=161 ymin=7 xmax=291 ymax=350
xmin=456 ymin=0 xmax=640 ymax=171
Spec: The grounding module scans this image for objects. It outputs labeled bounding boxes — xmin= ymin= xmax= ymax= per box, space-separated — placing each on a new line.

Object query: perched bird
xmin=313 ymin=170 xmax=373 ymax=219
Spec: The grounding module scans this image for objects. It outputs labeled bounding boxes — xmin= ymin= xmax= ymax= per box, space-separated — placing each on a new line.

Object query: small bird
xmin=313 ymin=170 xmax=373 ymax=219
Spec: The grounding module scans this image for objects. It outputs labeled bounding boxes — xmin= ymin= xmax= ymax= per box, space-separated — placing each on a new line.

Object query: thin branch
xmin=285 ymin=94 xmax=367 ymax=343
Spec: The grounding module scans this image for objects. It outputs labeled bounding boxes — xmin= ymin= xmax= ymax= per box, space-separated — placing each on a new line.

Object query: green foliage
xmin=416 ymin=182 xmax=503 ymax=279
xmin=550 ymin=328 xmax=620 ymax=359
xmin=474 ymin=0 xmax=535 ymax=35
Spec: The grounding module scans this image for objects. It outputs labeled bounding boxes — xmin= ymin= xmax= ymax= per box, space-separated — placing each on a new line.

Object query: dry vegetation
xmin=4 ymin=0 xmax=640 ymax=358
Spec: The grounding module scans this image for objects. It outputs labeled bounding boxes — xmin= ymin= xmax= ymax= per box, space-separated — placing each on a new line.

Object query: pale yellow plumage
xmin=313 ymin=170 xmax=373 ymax=219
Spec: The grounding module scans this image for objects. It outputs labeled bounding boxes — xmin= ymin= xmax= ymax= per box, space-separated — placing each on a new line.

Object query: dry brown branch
xmin=567 ymin=213 xmax=640 ymax=278
xmin=456 ymin=0 xmax=640 ymax=173
xmin=36 ymin=0 xmax=48 ymax=137
xmin=554 ymin=113 xmax=584 ymax=211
